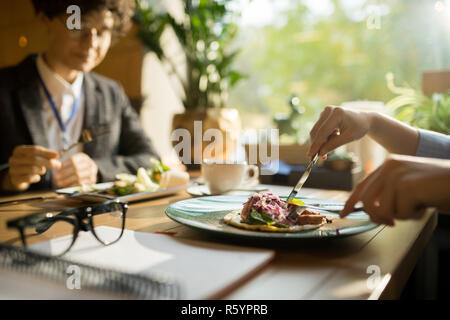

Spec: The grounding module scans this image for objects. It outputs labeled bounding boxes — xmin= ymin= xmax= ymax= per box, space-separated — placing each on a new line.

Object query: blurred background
xmin=230 ymin=0 xmax=450 ymax=132
xmin=1 ymin=0 xmax=449 ymax=180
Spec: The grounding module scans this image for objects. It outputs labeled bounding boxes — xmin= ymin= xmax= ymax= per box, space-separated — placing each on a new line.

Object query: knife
xmin=0 ymin=197 xmax=51 ymax=206
xmin=285 ymin=153 xmax=319 ymax=220
xmin=286 ymin=153 xmax=319 ymax=204
xmin=0 ymin=191 xmax=115 ymax=207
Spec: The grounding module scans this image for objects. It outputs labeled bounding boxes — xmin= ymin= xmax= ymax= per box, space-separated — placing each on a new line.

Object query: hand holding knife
xmin=286 ymin=126 xmax=339 ymax=209
xmin=286 ymin=153 xmax=319 ymax=206
xmin=285 ymin=153 xmax=319 ymax=221
xmin=285 ymin=150 xmax=362 ymax=221
xmin=285 ymin=128 xmax=336 ymax=220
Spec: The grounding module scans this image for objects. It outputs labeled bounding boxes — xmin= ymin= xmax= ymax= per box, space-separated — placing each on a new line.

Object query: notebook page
xmin=29 ymin=227 xmax=275 ymax=299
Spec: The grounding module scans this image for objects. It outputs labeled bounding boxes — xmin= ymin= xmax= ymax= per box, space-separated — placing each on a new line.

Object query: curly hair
xmin=31 ymin=0 xmax=136 ymax=39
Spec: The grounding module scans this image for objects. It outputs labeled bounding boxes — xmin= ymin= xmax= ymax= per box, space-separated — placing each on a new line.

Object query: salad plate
xmin=56 ymin=182 xmax=192 ymax=203
xmin=56 ymin=158 xmax=191 ymax=203
xmin=165 ymin=195 xmax=379 ymax=240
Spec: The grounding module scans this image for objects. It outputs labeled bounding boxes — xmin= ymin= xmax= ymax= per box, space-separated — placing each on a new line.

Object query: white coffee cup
xmin=201 ymin=159 xmax=259 ymax=195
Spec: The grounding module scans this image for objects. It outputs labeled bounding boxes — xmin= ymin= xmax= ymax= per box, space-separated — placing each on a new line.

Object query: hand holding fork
xmin=0 ymin=124 xmax=109 ymax=192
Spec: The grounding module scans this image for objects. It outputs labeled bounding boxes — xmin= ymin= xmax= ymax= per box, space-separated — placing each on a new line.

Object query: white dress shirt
xmin=36 ymin=54 xmax=85 ymax=160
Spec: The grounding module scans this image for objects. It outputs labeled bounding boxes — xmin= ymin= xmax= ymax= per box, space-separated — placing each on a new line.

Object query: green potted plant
xmin=135 ymin=0 xmax=245 ymax=167
xmin=385 ymin=72 xmax=450 ymax=135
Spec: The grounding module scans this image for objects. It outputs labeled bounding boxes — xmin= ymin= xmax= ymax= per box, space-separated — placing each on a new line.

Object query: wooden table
xmin=0 ymin=185 xmax=437 ymax=300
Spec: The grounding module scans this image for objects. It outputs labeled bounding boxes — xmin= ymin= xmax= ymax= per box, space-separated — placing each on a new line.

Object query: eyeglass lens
xmin=21 ymin=215 xmax=78 ymax=256
xmin=14 ymin=202 xmax=126 ymax=256
xmin=90 ymin=203 xmax=126 ymax=245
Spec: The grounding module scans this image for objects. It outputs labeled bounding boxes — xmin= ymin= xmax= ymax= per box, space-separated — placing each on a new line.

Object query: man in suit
xmin=0 ymin=0 xmax=159 ymax=193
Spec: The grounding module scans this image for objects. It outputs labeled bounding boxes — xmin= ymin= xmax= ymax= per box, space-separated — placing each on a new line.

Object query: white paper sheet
xmin=25 ymin=227 xmax=275 ymax=299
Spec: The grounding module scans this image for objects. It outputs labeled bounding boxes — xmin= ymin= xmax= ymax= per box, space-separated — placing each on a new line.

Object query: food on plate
xmin=159 ymin=170 xmax=191 ymax=189
xmin=224 ymin=192 xmax=329 ymax=232
xmin=74 ymin=158 xmax=187 ymax=196
xmin=108 ymin=158 xmax=190 ymax=196
xmin=110 ymin=167 xmax=159 ymax=195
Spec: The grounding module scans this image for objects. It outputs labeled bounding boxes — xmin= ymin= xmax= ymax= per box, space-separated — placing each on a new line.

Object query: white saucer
xmin=186 ymin=184 xmax=269 ymax=196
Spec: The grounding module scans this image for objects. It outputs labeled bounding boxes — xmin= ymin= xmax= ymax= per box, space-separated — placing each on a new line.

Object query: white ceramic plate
xmin=56 ymin=182 xmax=192 ymax=203
xmin=166 ymin=195 xmax=379 ymax=240
xmin=186 ymin=184 xmax=269 ymax=196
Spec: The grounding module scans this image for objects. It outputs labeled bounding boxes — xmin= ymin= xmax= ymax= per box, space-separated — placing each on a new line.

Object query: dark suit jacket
xmin=0 ymin=54 xmax=159 ymax=193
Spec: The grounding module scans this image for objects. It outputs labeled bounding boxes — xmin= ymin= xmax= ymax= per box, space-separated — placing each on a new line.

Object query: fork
xmin=59 ymin=123 xmax=110 ymax=157
xmin=0 ymin=124 xmax=110 ymax=172
xmin=296 ymin=203 xmax=364 ymax=213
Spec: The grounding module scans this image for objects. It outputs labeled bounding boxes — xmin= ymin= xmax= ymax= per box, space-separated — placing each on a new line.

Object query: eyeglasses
xmin=57 ymin=17 xmax=113 ymax=41
xmin=6 ymin=200 xmax=128 ymax=256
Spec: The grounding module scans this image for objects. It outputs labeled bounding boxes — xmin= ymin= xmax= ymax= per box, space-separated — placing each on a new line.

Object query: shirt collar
xmin=36 ymin=54 xmax=84 ymax=98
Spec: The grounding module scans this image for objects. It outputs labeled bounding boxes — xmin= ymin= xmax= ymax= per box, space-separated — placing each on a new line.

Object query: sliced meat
xmin=241 ymin=194 xmax=257 ymax=222
xmin=295 ymin=207 xmax=325 ymax=225
xmin=296 ymin=214 xmax=325 ymax=225
xmin=299 ymin=208 xmax=322 ymax=216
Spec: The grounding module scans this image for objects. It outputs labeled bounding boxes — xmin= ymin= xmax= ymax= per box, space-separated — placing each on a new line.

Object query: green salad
xmin=108 ymin=158 xmax=170 ymax=196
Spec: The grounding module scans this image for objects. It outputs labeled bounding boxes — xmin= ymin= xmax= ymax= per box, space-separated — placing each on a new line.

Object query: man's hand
xmin=2 ymin=145 xmax=61 ymax=192
xmin=53 ymin=152 xmax=98 ymax=188
xmin=340 ymin=155 xmax=450 ymax=225
xmin=307 ymin=106 xmax=373 ymax=158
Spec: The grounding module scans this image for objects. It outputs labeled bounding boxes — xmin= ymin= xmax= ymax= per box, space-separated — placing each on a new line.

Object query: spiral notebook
xmin=0 ymin=243 xmax=180 ymax=300
xmin=0 ymin=227 xmax=274 ymax=299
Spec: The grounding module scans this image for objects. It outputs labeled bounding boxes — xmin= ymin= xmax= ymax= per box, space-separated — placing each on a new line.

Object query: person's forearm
xmin=367 ymin=112 xmax=419 ymax=155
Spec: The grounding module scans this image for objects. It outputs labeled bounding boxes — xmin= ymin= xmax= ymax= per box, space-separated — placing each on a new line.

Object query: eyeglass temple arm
xmin=34 ymin=203 xmax=124 ymax=234
xmin=34 ymin=210 xmax=80 ymax=234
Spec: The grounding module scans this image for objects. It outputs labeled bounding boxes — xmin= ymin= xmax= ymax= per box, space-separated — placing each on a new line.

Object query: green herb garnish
xmin=149 ymin=157 xmax=170 ymax=183
xmin=246 ymin=210 xmax=289 ymax=228
xmin=111 ymin=184 xmax=134 ymax=196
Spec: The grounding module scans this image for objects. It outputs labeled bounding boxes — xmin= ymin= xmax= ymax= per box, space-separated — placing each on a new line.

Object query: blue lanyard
xmin=37 ymin=72 xmax=82 ymax=133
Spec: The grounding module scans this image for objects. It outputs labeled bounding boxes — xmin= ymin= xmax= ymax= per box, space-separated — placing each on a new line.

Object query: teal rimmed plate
xmin=165 ymin=195 xmax=379 ymax=240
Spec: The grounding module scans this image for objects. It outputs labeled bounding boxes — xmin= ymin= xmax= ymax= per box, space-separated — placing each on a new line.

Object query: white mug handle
xmin=241 ymin=165 xmax=259 ymax=187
